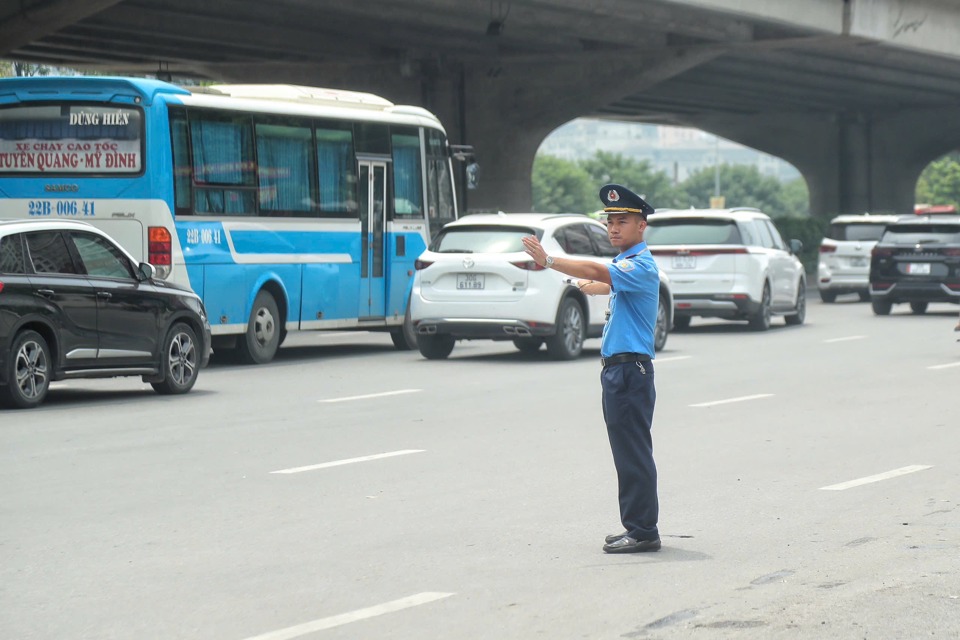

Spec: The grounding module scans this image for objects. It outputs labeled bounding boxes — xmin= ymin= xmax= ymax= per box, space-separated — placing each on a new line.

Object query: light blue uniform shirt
xmin=600 ymin=241 xmax=659 ymax=358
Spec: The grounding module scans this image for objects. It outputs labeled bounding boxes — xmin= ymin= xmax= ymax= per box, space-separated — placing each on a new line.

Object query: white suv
xmin=818 ymin=213 xmax=899 ymax=302
xmin=410 ymin=213 xmax=674 ymax=359
xmin=645 ymin=208 xmax=806 ymax=331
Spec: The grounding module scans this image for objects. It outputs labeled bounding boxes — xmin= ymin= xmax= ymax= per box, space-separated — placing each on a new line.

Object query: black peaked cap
xmin=598 ymin=184 xmax=654 ymax=218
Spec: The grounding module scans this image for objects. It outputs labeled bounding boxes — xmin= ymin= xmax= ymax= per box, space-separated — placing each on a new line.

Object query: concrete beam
xmin=0 ymin=0 xmax=124 ymax=54
xmin=691 ymin=106 xmax=960 ymax=218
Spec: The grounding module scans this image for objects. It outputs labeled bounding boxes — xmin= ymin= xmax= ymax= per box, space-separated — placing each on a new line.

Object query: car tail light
xmin=414 ymin=259 xmax=434 ymax=270
xmin=510 ymin=260 xmax=546 ymax=271
xmin=872 ymin=247 xmax=894 ymax=257
xmin=0 ymin=281 xmax=4 ymax=294
xmin=148 ymin=226 xmax=172 ymax=278
xmin=872 ymin=282 xmax=893 ymax=290
xmin=942 ymin=248 xmax=960 ymax=256
xmin=947 ymin=283 xmax=960 ymax=290
xmin=819 ymin=244 xmax=837 ymax=254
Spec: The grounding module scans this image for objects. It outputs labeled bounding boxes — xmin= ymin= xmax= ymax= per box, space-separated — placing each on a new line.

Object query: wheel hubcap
xmin=168 ymin=332 xmax=197 ymax=386
xmin=254 ymin=307 xmax=276 ymax=347
xmin=14 ymin=341 xmax=47 ymax=400
xmin=563 ymin=306 xmax=583 ymax=352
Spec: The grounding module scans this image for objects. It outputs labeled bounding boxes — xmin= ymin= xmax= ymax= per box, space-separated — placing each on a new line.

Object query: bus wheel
xmin=390 ymin=303 xmax=418 ymax=351
xmin=236 ymin=290 xmax=281 ymax=364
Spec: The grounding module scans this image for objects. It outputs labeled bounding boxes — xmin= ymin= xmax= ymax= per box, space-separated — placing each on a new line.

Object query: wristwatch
xmin=544 ymin=255 xmax=555 ymax=268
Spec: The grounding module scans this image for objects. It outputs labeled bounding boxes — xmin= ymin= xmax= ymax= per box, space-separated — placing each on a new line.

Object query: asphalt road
xmin=2 ymin=298 xmax=958 ymax=640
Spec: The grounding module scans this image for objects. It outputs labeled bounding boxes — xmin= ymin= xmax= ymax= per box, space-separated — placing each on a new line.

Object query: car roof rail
xmin=728 ymin=207 xmax=762 ymax=213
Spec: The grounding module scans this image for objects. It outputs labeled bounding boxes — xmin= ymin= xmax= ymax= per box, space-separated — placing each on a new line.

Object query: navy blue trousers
xmin=600 ymin=360 xmax=659 ymax=541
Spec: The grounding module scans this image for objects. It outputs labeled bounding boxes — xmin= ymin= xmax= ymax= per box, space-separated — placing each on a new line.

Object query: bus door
xmin=358 ymin=160 xmax=388 ymax=319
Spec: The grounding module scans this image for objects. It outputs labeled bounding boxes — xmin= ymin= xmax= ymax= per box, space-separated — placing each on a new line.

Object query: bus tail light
xmin=148 ymin=226 xmax=172 ymax=279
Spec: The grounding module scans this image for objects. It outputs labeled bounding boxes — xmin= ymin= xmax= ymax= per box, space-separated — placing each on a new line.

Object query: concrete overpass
xmin=3 ymin=0 xmax=960 ymax=217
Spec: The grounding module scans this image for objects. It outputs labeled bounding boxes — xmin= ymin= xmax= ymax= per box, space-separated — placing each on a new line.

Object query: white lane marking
xmin=690 ymin=394 xmax=773 ymax=408
xmin=820 ymin=465 xmax=933 ymax=491
xmin=271 ymin=449 xmax=425 ymax=475
xmin=928 ymin=361 xmax=960 ymax=370
xmin=824 ymin=335 xmax=866 ymax=343
xmin=320 ymin=389 xmax=422 ymax=403
xmin=653 ymin=355 xmax=692 ymax=363
xmin=239 ymin=592 xmax=454 ymax=640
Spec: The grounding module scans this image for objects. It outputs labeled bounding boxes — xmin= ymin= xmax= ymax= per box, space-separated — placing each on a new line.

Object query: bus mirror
xmin=450 ymin=144 xmax=475 ymax=162
xmin=465 ymin=162 xmax=480 ymax=190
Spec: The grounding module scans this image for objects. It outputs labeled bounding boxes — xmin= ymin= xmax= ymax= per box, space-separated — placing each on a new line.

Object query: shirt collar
xmin=614 ymin=241 xmax=647 ymax=262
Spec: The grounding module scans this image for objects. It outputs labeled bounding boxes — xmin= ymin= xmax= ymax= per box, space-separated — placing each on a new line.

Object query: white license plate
xmin=906 ymin=263 xmax=931 ymax=275
xmin=849 ymin=257 xmax=868 ymax=267
xmin=672 ymin=255 xmax=696 ymax=269
xmin=456 ymin=273 xmax=485 ymax=290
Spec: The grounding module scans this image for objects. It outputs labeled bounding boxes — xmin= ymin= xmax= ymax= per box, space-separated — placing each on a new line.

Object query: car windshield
xmin=880 ymin=224 xmax=960 ymax=244
xmin=645 ymin=218 xmax=742 ymax=245
xmin=829 ymin=223 xmax=888 ymax=242
xmin=430 ymin=225 xmax=537 ymax=253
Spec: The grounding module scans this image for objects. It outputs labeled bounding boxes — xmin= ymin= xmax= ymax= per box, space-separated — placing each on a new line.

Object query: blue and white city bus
xmin=0 ymin=76 xmax=467 ymax=363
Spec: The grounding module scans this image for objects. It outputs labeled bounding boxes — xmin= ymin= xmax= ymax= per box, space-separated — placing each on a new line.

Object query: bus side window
xmin=189 ymin=111 xmax=257 ymax=216
xmin=170 ymin=108 xmax=193 ymax=215
xmin=256 ymin=119 xmax=315 ymax=217
xmin=426 ymin=130 xmax=454 ymax=232
xmin=391 ymin=127 xmax=423 ymax=219
xmin=315 ymin=121 xmax=358 ymax=217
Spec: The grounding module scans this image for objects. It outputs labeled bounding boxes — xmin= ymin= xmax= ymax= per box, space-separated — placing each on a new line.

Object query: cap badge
xmin=607 ymin=189 xmax=620 ymax=202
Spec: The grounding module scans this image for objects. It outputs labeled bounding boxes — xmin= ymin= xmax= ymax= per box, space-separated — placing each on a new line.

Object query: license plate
xmin=456 ymin=273 xmax=485 ymax=290
xmin=672 ymin=255 xmax=696 ymax=269
xmin=906 ymin=263 xmax=931 ymax=275
xmin=849 ymin=257 xmax=868 ymax=267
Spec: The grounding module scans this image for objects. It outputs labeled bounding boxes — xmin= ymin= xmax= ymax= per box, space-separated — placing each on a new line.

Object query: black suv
xmin=868 ymin=215 xmax=960 ymax=315
xmin=0 ymin=220 xmax=211 ymax=409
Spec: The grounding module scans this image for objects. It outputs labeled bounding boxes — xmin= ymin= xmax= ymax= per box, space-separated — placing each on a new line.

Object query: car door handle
xmin=97 ymin=292 xmax=112 ymax=300
xmin=37 ymin=289 xmax=55 ymax=297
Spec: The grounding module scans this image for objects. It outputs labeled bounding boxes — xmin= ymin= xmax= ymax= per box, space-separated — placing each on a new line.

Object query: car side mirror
xmin=137 ymin=262 xmax=156 ymax=282
xmin=789 ymin=239 xmax=803 ymax=255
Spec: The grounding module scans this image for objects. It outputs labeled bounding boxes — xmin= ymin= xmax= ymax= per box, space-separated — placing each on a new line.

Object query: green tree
xmin=779 ymin=177 xmax=810 ymax=216
xmin=578 ymin=151 xmax=680 ymax=209
xmin=677 ymin=164 xmax=791 ymax=215
xmin=531 ymin=154 xmax=593 ymax=213
xmin=916 ymin=153 xmax=960 ymax=209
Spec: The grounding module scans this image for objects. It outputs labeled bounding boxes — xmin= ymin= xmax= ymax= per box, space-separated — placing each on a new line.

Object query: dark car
xmin=868 ymin=215 xmax=960 ymax=315
xmin=0 ymin=220 xmax=211 ymax=409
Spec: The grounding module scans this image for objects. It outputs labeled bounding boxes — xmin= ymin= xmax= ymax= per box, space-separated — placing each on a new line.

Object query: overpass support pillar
xmin=700 ymin=106 xmax=960 ymax=218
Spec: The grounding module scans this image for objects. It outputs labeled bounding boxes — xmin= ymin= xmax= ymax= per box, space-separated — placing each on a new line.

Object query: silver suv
xmin=818 ymin=214 xmax=899 ymax=302
xmin=646 ymin=208 xmax=806 ymax=331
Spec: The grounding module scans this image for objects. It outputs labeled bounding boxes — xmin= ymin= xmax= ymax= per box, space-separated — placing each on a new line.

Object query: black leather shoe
xmin=603 ymin=536 xmax=661 ymax=554
xmin=604 ymin=531 xmax=628 ymax=544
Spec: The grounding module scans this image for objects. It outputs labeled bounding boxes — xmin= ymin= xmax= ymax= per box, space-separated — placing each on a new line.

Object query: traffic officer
xmin=521 ymin=183 xmax=661 ymax=554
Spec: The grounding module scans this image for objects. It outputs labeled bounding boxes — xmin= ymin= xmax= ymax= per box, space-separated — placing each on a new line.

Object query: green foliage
xmin=771 ymin=215 xmax=827 ymax=274
xmin=675 ymin=164 xmax=794 ymax=215
xmin=916 ymin=153 xmax=960 ymax=209
xmin=0 ymin=61 xmax=54 ymax=77
xmin=578 ymin=151 xmax=682 ymax=209
xmin=531 ymin=154 xmax=593 ymax=213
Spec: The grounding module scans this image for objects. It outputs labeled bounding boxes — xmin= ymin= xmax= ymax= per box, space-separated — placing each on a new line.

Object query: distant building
xmin=538 ymin=118 xmax=801 ymax=183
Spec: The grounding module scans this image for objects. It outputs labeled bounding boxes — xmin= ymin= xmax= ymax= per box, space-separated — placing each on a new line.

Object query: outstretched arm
xmin=521 ymin=236 xmax=611 ymax=284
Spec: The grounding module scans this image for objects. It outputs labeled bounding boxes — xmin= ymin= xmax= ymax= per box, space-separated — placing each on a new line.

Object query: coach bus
xmin=0 ymin=76 xmax=469 ymax=363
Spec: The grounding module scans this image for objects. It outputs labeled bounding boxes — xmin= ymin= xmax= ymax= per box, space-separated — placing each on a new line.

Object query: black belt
xmin=601 ymin=352 xmax=651 ymax=367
